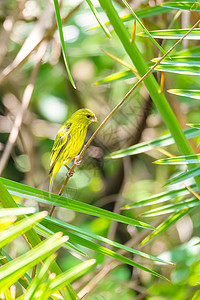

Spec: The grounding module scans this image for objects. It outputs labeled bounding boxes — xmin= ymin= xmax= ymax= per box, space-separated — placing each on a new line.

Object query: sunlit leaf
xmin=43 ymin=216 xmax=173 ymax=265
xmin=168 ymin=89 xmax=200 ymax=100
xmin=85 ymin=0 xmax=111 ymax=38
xmin=106 ymin=127 xmax=200 ymax=159
xmin=1 ymin=178 xmax=154 ymax=230
xmin=139 ymin=208 xmax=193 ymax=247
xmin=137 ymin=28 xmax=200 ymax=40
xmin=161 ymin=1 xmax=200 ymax=11
xmin=94 ymin=69 xmax=135 ymax=85
xmin=154 ymin=65 xmax=200 ymax=75
xmin=155 ymin=154 xmax=200 ymax=165
xmin=90 ymin=5 xmax=172 ymax=30
xmin=122 ymin=183 xmax=197 ymax=209
xmin=141 ymin=198 xmax=199 ymax=217
xmin=165 ymin=166 xmax=200 ymax=186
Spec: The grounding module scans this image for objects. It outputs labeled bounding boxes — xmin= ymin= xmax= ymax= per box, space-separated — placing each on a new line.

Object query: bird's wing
xmin=49 ymin=123 xmax=72 ymax=175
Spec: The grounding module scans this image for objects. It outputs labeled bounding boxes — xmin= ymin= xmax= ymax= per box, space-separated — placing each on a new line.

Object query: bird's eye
xmin=86 ymin=114 xmax=91 ymax=118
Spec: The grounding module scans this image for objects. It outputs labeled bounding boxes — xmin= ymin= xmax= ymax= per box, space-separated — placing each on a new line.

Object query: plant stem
xmin=55 ymin=15 xmax=200 ymax=198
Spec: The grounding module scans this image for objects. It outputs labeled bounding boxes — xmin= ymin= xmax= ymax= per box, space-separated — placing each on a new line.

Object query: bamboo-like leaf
xmin=90 ymin=5 xmax=172 ymax=30
xmin=154 ymin=65 xmax=200 ymax=75
xmin=168 ymin=89 xmax=200 ymax=100
xmin=155 ymin=154 xmax=200 ymax=165
xmin=139 ymin=208 xmax=193 ymax=247
xmin=94 ymin=69 xmax=136 ymax=85
xmin=122 ymin=184 xmax=197 ymax=209
xmin=86 ymin=0 xmax=111 ymax=38
xmin=0 ymin=232 xmax=68 ymax=290
xmin=152 ymin=56 xmax=200 ymax=65
xmin=48 ymin=259 xmax=96 ymax=294
xmin=161 ymin=1 xmax=200 ymax=11
xmin=165 ymin=166 xmax=200 ymax=186
xmin=0 ymin=211 xmax=47 ymax=248
xmin=121 ymin=0 xmax=166 ymax=55
xmin=43 ymin=216 xmax=173 ymax=265
xmin=137 ymin=28 xmax=200 ymax=40
xmin=0 ymin=217 xmax=16 ymax=231
xmin=24 ymin=254 xmax=56 ymax=300
xmin=141 ymin=198 xmax=199 ymax=217
xmin=0 ymin=207 xmax=36 ymax=218
xmin=44 ymin=222 xmax=168 ymax=280
xmin=35 ymin=222 xmax=87 ymax=257
xmin=106 ymin=127 xmax=200 ymax=159
xmin=1 ymin=178 xmax=154 ymax=230
xmin=187 ymin=123 xmax=200 ymax=129
xmin=53 ymin=0 xmax=76 ymax=88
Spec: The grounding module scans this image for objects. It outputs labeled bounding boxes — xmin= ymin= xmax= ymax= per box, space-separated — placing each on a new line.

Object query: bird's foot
xmin=66 ymin=170 xmax=74 ymax=177
xmin=74 ymin=155 xmax=82 ymax=165
xmin=64 ymin=165 xmax=70 ymax=171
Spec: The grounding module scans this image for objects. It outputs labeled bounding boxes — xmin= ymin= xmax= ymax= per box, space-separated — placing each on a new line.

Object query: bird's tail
xmin=49 ymin=173 xmax=54 ymax=198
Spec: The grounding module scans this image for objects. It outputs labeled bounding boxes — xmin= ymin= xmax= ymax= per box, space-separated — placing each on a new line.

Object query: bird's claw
xmin=66 ymin=170 xmax=74 ymax=177
xmin=74 ymin=156 xmax=82 ymax=166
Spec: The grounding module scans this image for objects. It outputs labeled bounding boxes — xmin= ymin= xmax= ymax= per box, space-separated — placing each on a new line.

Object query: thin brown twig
xmin=54 ymin=17 xmax=200 ymax=203
xmin=0 ymin=41 xmax=48 ymax=175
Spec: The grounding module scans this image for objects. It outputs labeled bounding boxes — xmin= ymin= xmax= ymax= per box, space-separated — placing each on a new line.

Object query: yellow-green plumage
xmin=49 ymin=108 xmax=98 ymax=193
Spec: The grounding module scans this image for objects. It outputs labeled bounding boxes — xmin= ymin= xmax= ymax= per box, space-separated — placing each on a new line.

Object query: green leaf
xmin=139 ymin=208 xmax=193 ymax=247
xmin=86 ymin=0 xmax=111 ymax=38
xmin=168 ymin=89 xmax=200 ymax=100
xmin=161 ymin=1 xmax=200 ymax=11
xmin=137 ymin=28 xmax=200 ymax=40
xmin=122 ymin=184 xmax=197 ymax=209
xmin=141 ymin=198 xmax=200 ymax=217
xmin=90 ymin=5 xmax=172 ymax=29
xmin=106 ymin=127 xmax=200 ymax=159
xmin=155 ymin=154 xmax=200 ymax=165
xmin=24 ymin=254 xmax=56 ymax=300
xmin=121 ymin=0 xmax=166 ymax=55
xmin=35 ymin=222 xmax=87 ymax=257
xmin=152 ymin=56 xmax=200 ymax=65
xmin=44 ymin=216 xmax=173 ymax=265
xmin=0 ymin=232 xmax=68 ymax=290
xmin=165 ymin=166 xmax=200 ymax=186
xmin=48 ymin=259 xmax=96 ymax=294
xmin=53 ymin=0 xmax=76 ymax=88
xmin=94 ymin=69 xmax=135 ymax=85
xmin=154 ymin=64 xmax=200 ymax=75
xmin=187 ymin=123 xmax=200 ymax=129
xmin=44 ymin=221 xmax=168 ymax=280
xmin=1 ymin=178 xmax=154 ymax=230
xmin=0 ymin=207 xmax=36 ymax=218
xmin=0 ymin=211 xmax=47 ymax=248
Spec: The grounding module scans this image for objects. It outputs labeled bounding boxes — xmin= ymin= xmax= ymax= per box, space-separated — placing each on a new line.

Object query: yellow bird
xmin=49 ymin=108 xmax=98 ymax=193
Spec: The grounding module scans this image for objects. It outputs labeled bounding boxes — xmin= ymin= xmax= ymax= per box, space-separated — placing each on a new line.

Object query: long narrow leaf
xmin=139 ymin=208 xmax=194 ymax=247
xmin=121 ymin=0 xmax=166 ymax=55
xmin=155 ymin=154 xmax=200 ymax=165
xmin=165 ymin=166 xmax=200 ymax=186
xmin=161 ymin=2 xmax=200 ymax=11
xmin=1 ymin=178 xmax=154 ymax=230
xmin=0 ymin=233 xmax=68 ymax=290
xmin=44 ymin=216 xmax=173 ymax=265
xmin=168 ymin=89 xmax=200 ymax=100
xmin=44 ymin=222 xmax=168 ymax=280
xmin=86 ymin=0 xmax=111 ymax=38
xmin=137 ymin=28 xmax=200 ymax=40
xmin=106 ymin=127 xmax=200 ymax=159
xmin=122 ymin=184 xmax=197 ymax=209
xmin=53 ymin=0 xmax=76 ymax=88
xmin=0 ymin=211 xmax=47 ymax=248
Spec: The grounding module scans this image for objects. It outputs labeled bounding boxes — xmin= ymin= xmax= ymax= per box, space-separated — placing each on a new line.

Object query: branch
xmin=56 ymin=17 xmax=200 ymax=197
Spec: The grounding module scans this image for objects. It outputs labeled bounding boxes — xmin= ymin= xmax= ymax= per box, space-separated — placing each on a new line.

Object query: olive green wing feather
xmin=49 ymin=123 xmax=72 ymax=175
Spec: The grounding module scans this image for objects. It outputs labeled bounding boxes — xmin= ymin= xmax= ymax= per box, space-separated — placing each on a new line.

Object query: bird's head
xmin=70 ymin=109 xmax=98 ymax=126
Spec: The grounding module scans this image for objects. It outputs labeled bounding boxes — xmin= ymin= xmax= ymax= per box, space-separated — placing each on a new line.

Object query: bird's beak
xmin=92 ymin=116 xmax=98 ymax=123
